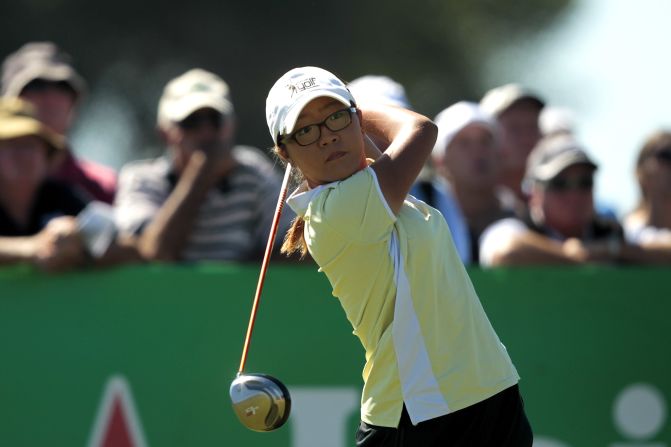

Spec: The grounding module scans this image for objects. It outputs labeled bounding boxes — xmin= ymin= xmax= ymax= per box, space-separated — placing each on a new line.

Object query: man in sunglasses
xmin=479 ymin=133 xmax=625 ymax=266
xmin=114 ymin=69 xmax=290 ymax=262
xmin=1 ymin=42 xmax=116 ymax=203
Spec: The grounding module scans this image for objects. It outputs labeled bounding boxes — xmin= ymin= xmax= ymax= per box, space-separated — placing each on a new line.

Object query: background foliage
xmin=1 ymin=0 xmax=572 ymax=161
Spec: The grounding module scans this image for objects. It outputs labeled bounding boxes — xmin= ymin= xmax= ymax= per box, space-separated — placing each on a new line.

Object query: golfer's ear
xmin=275 ymin=144 xmax=290 ymax=163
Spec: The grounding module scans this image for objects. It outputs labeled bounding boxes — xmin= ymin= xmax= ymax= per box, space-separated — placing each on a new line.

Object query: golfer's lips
xmin=326 ymin=151 xmax=347 ymax=162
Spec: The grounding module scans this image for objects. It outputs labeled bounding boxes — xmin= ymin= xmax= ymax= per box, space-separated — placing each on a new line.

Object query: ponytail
xmin=273 ymin=144 xmax=309 ymax=258
xmin=282 ymin=216 xmax=308 ymax=258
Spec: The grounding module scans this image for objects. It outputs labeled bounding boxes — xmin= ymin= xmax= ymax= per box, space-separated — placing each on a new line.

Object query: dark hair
xmin=637 ymin=130 xmax=671 ymax=170
xmin=634 ymin=130 xmax=671 ymax=208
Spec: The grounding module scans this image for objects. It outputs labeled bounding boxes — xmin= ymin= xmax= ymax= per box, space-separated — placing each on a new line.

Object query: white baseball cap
xmin=347 ymin=75 xmax=410 ymax=109
xmin=266 ymin=66 xmax=355 ymax=144
xmin=431 ymin=101 xmax=498 ymax=159
xmin=1 ymin=42 xmax=86 ymax=99
xmin=480 ymin=83 xmax=544 ymax=117
xmin=157 ymin=68 xmax=233 ymax=128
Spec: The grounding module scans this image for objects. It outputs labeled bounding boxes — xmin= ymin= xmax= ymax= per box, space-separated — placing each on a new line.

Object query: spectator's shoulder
xmin=40 ymin=179 xmax=90 ymax=215
xmin=116 ymin=157 xmax=172 ymax=197
xmin=118 ymin=157 xmax=171 ymax=181
xmin=232 ymin=145 xmax=279 ymax=177
xmin=479 ymin=217 xmax=531 ymax=266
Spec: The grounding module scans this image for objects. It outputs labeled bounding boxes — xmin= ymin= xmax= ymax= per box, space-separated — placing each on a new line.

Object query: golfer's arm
xmin=138 ymin=152 xmax=215 ymax=261
xmin=362 ymin=106 xmax=437 ymax=214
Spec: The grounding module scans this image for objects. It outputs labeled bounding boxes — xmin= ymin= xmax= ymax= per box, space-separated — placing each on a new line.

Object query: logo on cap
xmin=288 ymin=77 xmax=318 ymax=97
xmin=191 ymin=82 xmax=212 ymax=93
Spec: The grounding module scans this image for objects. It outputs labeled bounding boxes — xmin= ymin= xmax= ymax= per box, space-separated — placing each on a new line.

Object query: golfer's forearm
xmin=139 ymin=153 xmax=214 ymax=261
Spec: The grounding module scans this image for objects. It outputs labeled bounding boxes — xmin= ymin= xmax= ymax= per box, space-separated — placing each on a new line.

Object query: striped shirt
xmin=287 ymin=167 xmax=518 ymax=427
xmin=115 ymin=146 xmax=291 ymax=261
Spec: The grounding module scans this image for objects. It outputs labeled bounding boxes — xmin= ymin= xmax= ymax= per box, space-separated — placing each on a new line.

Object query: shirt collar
xmin=286 ymin=182 xmax=333 ymax=217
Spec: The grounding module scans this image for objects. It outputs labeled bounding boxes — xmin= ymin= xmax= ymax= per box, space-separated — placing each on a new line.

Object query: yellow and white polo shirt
xmin=286 ymin=167 xmax=519 ymax=427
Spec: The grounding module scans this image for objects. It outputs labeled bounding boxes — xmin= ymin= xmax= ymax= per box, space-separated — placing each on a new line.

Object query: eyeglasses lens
xmin=292 ymin=108 xmax=353 ymax=146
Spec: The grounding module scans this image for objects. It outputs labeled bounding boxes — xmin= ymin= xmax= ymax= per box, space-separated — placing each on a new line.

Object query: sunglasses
xmin=178 ymin=110 xmax=225 ymax=130
xmin=544 ymin=175 xmax=594 ymax=193
xmin=280 ymin=107 xmax=356 ymax=147
xmin=21 ymin=79 xmax=76 ymax=96
xmin=652 ymin=149 xmax=671 ymax=164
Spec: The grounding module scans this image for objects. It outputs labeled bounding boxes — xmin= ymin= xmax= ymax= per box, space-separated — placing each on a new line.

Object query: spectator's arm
xmin=0 ymin=236 xmax=39 ymax=265
xmin=93 ymin=235 xmax=144 ymax=267
xmin=480 ymin=217 xmax=585 ymax=266
xmin=137 ymin=151 xmax=222 ymax=261
xmin=491 ymin=232 xmax=585 ymax=266
xmin=0 ymin=216 xmax=88 ymax=272
xmin=618 ymin=241 xmax=671 ymax=264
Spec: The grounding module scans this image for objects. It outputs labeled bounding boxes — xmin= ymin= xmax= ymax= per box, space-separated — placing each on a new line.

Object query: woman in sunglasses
xmin=266 ymin=66 xmax=532 ymax=446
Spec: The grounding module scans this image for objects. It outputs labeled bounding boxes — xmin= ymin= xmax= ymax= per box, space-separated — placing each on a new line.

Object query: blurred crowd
xmin=1 ymin=42 xmax=670 ymax=273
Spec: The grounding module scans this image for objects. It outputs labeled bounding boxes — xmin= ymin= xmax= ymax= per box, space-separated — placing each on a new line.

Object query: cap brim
xmin=281 ymin=91 xmax=353 ymax=137
xmin=0 ymin=118 xmax=65 ymax=154
xmin=159 ymin=94 xmax=233 ymax=126
xmin=533 ymin=153 xmax=597 ymax=181
xmin=7 ymin=65 xmax=86 ymax=98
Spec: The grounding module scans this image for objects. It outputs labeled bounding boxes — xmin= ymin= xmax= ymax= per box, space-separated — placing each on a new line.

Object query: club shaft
xmin=238 ymin=163 xmax=292 ymax=374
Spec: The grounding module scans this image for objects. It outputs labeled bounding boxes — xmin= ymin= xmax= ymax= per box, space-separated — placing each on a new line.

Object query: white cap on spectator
xmin=2 ymin=42 xmax=86 ymax=99
xmin=266 ymin=66 xmax=355 ymax=144
xmin=431 ymin=101 xmax=498 ymax=159
xmin=540 ymin=106 xmax=576 ymax=136
xmin=347 ymin=75 xmax=410 ymax=109
xmin=157 ymin=68 xmax=233 ymax=128
xmin=480 ymin=83 xmax=544 ymax=117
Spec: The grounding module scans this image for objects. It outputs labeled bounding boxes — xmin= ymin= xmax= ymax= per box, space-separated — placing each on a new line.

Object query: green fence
xmin=1 ymin=264 xmax=669 ymax=446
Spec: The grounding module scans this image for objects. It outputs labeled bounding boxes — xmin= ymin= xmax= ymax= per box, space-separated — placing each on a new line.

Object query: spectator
xmin=430 ymin=101 xmax=514 ymax=264
xmin=539 ymin=106 xmax=576 ymax=137
xmin=480 ymin=83 xmax=544 ymax=213
xmin=348 ymin=76 xmax=472 ymax=264
xmin=347 ymin=75 xmax=410 ymax=109
xmin=115 ymin=68 xmax=290 ymax=262
xmin=1 ymin=42 xmax=116 ymax=203
xmin=624 ymin=130 xmax=671 ymax=245
xmin=0 ymin=97 xmax=89 ymax=271
xmin=479 ymin=133 xmax=624 ymax=266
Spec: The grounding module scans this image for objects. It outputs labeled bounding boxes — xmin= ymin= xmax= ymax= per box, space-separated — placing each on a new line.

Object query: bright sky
xmin=484 ymin=0 xmax=671 ymax=217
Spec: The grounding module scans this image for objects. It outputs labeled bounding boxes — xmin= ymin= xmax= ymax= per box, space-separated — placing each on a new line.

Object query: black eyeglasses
xmin=652 ymin=149 xmax=671 ymax=164
xmin=281 ymin=107 xmax=356 ymax=146
xmin=545 ymin=175 xmax=594 ymax=193
xmin=178 ymin=109 xmax=225 ymax=130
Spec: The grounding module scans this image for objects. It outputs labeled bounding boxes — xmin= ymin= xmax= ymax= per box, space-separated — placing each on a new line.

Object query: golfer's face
xmin=281 ymin=97 xmax=365 ymax=188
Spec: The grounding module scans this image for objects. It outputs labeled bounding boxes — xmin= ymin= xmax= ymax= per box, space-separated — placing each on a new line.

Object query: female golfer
xmin=266 ymin=66 xmax=532 ymax=446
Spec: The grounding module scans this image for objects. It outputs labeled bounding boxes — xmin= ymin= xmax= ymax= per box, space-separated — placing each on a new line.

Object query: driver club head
xmin=230 ymin=373 xmax=291 ymax=432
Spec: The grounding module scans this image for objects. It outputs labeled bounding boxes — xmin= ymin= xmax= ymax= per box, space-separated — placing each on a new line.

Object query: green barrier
xmin=0 ymin=264 xmax=669 ymax=446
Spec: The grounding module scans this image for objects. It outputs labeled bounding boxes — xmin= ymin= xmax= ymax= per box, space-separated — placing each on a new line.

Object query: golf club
xmin=230 ymin=162 xmax=292 ymax=432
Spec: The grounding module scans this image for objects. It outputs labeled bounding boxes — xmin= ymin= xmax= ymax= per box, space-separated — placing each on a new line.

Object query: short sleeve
xmin=309 ymin=167 xmax=396 ymax=244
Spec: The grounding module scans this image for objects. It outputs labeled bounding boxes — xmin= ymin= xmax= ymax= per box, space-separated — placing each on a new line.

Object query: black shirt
xmin=0 ymin=180 xmax=89 ymax=236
